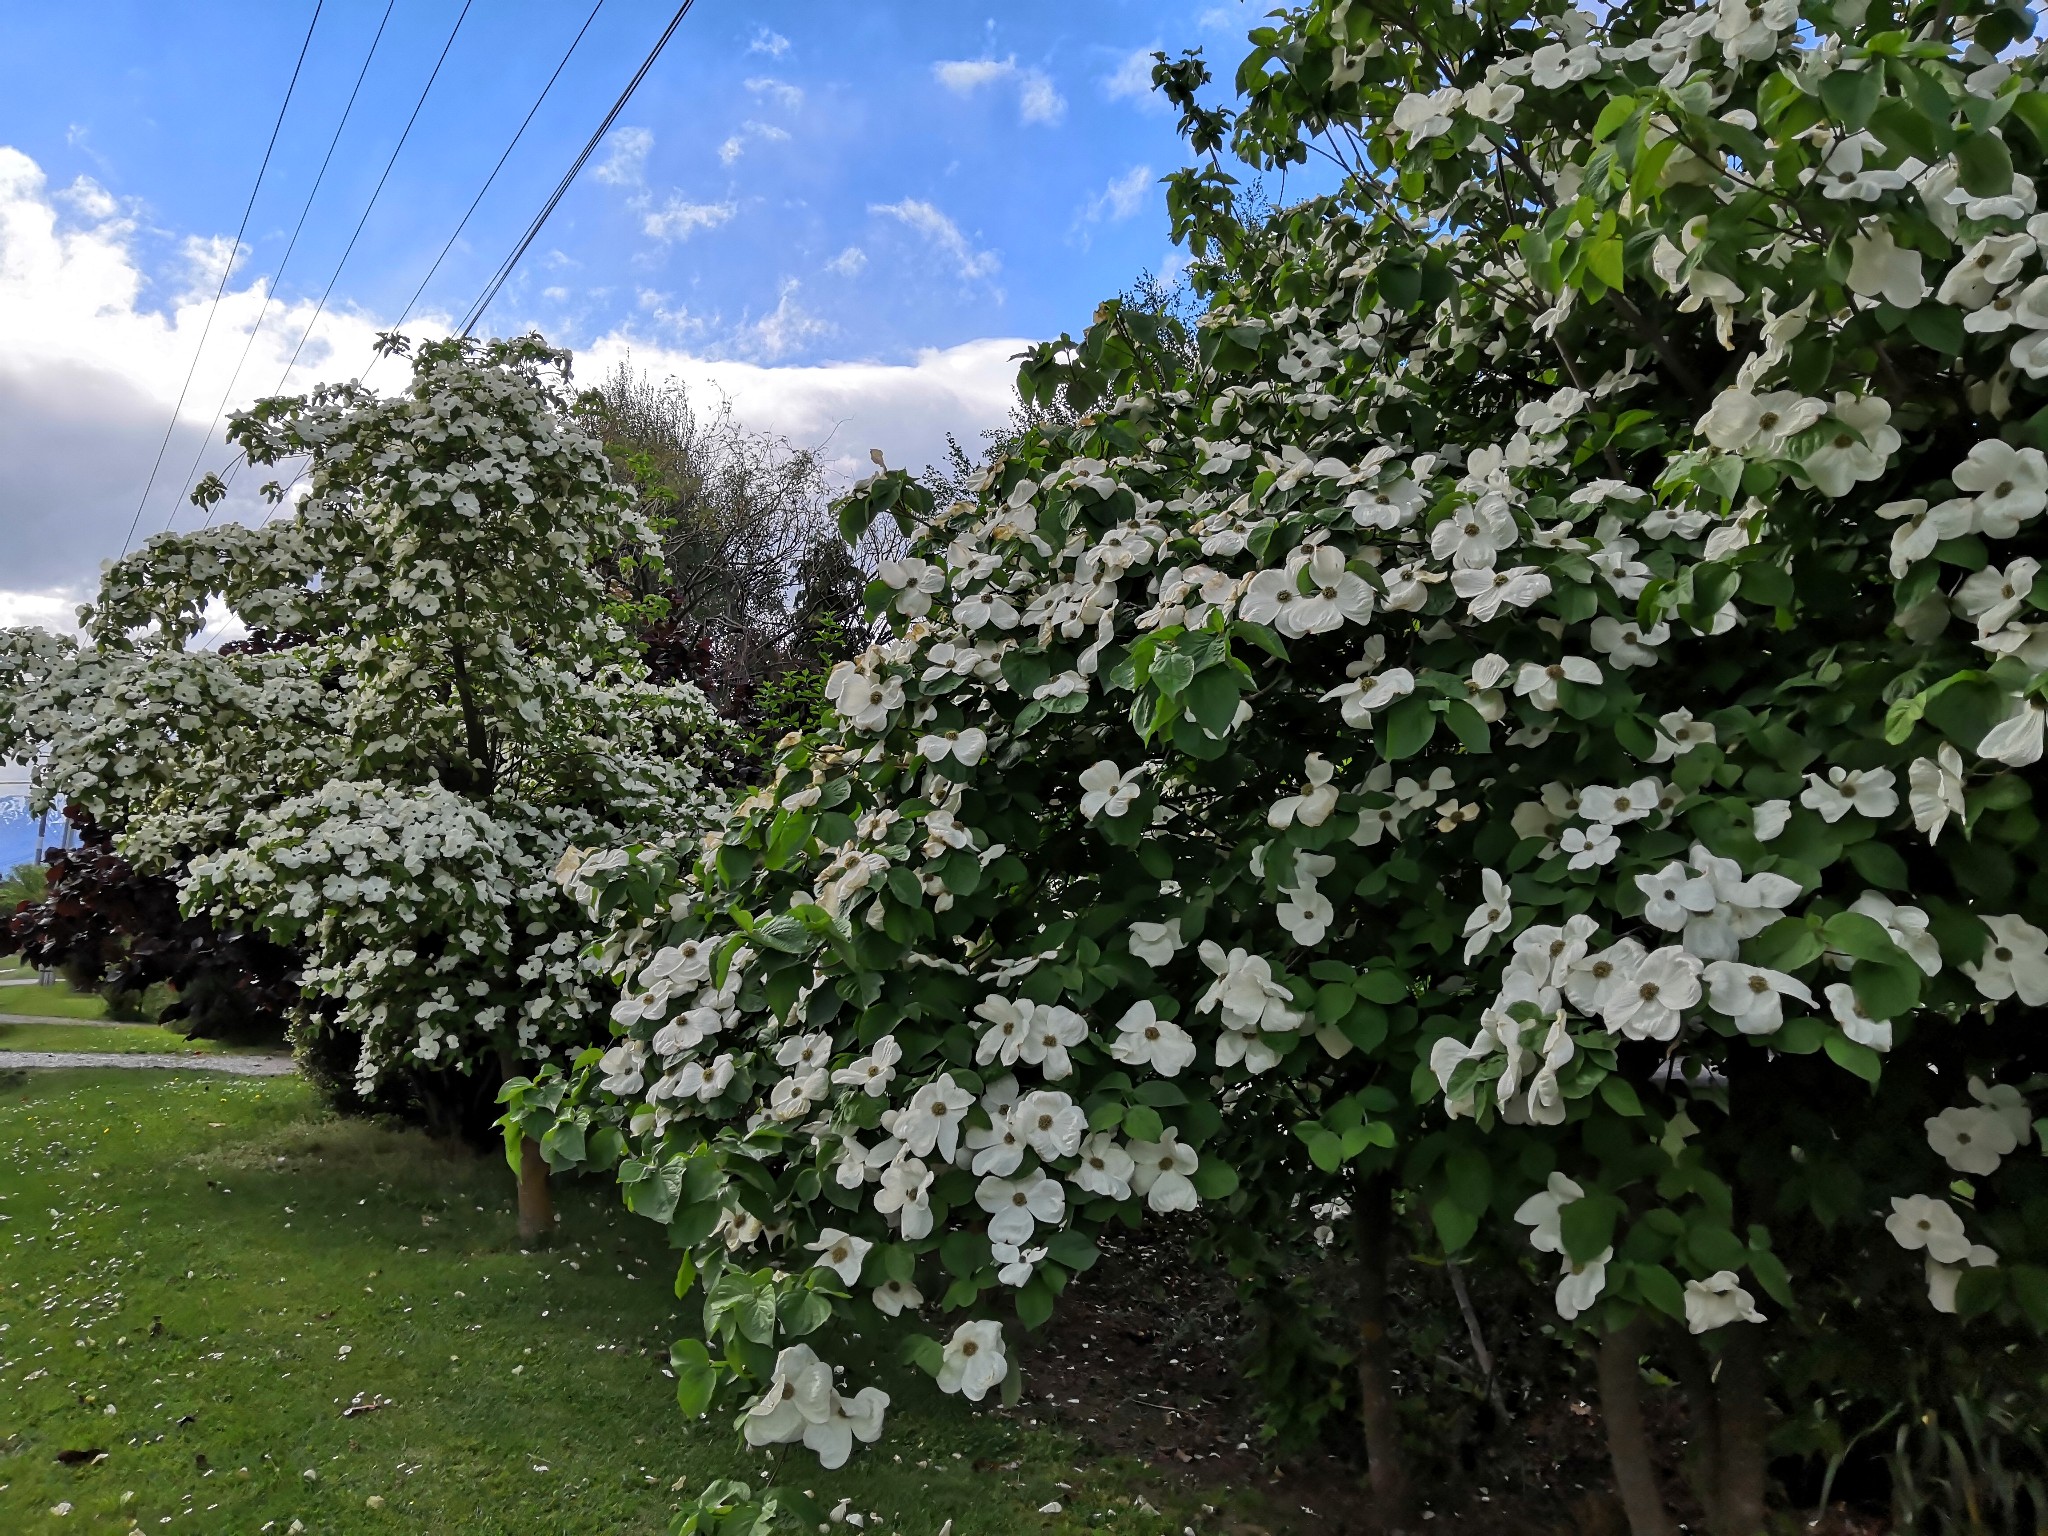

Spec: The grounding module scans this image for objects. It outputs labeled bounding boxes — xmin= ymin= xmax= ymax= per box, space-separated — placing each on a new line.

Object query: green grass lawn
xmin=0 ymin=982 xmax=112 ymax=1022
xmin=0 ymin=1071 xmax=1204 ymax=1535
xmin=0 ymin=1023 xmax=234 ymax=1056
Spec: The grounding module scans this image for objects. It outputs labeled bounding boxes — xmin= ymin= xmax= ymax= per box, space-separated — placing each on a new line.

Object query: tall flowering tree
xmin=525 ymin=0 xmax=2048 ymax=1527
xmin=1 ymin=335 xmax=730 ymax=1236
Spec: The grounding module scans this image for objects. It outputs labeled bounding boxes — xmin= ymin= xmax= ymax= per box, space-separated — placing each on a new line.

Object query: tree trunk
xmin=1445 ymin=1254 xmax=1509 ymax=1420
xmin=1672 ymin=1338 xmax=1724 ymax=1534
xmin=517 ymin=1134 xmax=556 ymax=1247
xmin=1596 ymin=1316 xmax=1678 ymax=1536
xmin=1353 ymin=1168 xmax=1414 ymax=1535
xmin=1710 ymin=1327 xmax=1769 ymax=1536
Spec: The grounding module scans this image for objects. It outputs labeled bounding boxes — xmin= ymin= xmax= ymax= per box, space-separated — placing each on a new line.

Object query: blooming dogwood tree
xmin=1 ymin=335 xmax=729 ymax=1234
xmin=524 ymin=0 xmax=2048 ymax=1527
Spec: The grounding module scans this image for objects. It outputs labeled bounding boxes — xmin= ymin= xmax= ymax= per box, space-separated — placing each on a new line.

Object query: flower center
xmin=1639 ymin=981 xmax=1661 ymax=1002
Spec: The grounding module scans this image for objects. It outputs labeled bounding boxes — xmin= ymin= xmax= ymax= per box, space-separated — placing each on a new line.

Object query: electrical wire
xmin=119 ymin=0 xmax=325 ymax=557
xmin=162 ymin=0 xmax=399 ymax=534
xmin=386 ymin=0 xmax=608 ymax=347
xmin=458 ymin=0 xmax=694 ymax=337
xmin=191 ymin=0 xmax=470 ymax=538
xmin=268 ymin=0 xmax=474 ymax=396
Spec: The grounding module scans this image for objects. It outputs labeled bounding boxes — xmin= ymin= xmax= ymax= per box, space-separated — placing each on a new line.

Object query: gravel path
xmin=0 ymin=1050 xmax=296 ymax=1076
xmin=0 ymin=1013 xmax=143 ymax=1028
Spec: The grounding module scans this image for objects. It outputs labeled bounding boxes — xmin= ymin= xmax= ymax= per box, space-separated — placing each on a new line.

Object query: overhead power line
xmin=269 ymin=0 xmax=475 ymax=396
xmin=387 ymin=0 xmax=608 ymax=343
xmin=164 ymin=0 xmax=399 ymax=534
xmin=119 ymin=0 xmax=325 ymax=557
xmin=458 ymin=0 xmax=695 ymax=338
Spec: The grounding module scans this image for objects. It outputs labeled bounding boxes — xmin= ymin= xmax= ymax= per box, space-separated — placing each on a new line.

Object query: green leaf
xmin=1634 ymin=1263 xmax=1687 ymax=1322
xmin=1046 ymin=1229 xmax=1100 ymax=1272
xmin=1851 ymin=957 xmax=1920 ymax=1020
xmin=1748 ymin=1246 xmax=1795 ymax=1308
xmin=1133 ymin=1078 xmax=1189 ymax=1107
xmin=1561 ymin=1196 xmax=1618 ymax=1264
xmin=1738 ymin=561 xmax=1794 ymax=608
xmin=1445 ymin=1147 xmax=1492 ymax=1216
xmin=1824 ymin=1031 xmax=1883 ymax=1084
xmin=1432 ymin=1195 xmax=1478 ymax=1254
xmin=1871 ymin=93 xmax=1942 ymax=160
xmin=1381 ymin=694 xmax=1437 ymax=760
xmin=1956 ymin=130 xmax=2015 ymax=198
xmin=1822 ymin=911 xmax=1907 ymax=966
xmin=1192 ymin=1159 xmax=1240 ymax=1199
xmin=1954 ymin=1264 xmax=2007 ymax=1320
xmin=1683 ymin=1222 xmax=1748 ymax=1274
xmin=764 ymin=809 xmax=814 ymax=870
xmin=940 ymin=1229 xmax=991 ymax=1277
xmin=1356 ymin=968 xmax=1410 ymax=1004
xmin=735 ymin=1286 xmax=778 ymax=1346
xmin=671 ymin=1339 xmax=717 ymax=1417
xmin=1599 ymin=1077 xmax=1644 ymax=1117
xmin=1819 ymin=67 xmax=1881 ymax=131
xmin=1123 ymin=1104 xmax=1166 ymax=1142
xmin=1184 ymin=666 xmax=1242 ymax=737
xmin=1847 ymin=840 xmax=1909 ymax=891
xmin=538 ymin=1119 xmax=586 ymax=1171
xmin=1441 ymin=698 xmax=1491 ymax=752
xmin=901 ymin=1333 xmax=945 ymax=1377
xmin=1592 ymin=93 xmax=1639 ymax=143
xmin=1584 ymin=234 xmax=1625 ymax=293
xmin=1017 ymin=1277 xmax=1056 ymax=1330
xmin=1904 ymin=303 xmax=1966 ymax=356
xmin=1150 ymin=650 xmax=1196 ymax=696
xmin=780 ymin=1290 xmax=832 ymax=1337
xmin=1306 ymin=1128 xmax=1345 ymax=1173
xmin=2009 ymin=1263 xmax=2048 ymax=1333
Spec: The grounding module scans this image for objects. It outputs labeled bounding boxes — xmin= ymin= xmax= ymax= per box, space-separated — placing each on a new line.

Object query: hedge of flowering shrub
xmin=0 ymin=336 xmax=730 ymax=1096
xmin=530 ymin=1 xmax=2048 ymax=1527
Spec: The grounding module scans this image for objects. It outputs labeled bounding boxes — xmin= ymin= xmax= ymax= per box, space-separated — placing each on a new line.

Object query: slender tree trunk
xmin=1596 ymin=1317 xmax=1678 ymax=1536
xmin=517 ymin=1134 xmax=556 ymax=1246
xmin=1711 ymin=1327 xmax=1769 ymax=1536
xmin=1353 ymin=1168 xmax=1414 ymax=1534
xmin=1673 ymin=1340 xmax=1724 ymax=1534
xmin=1445 ymin=1254 xmax=1510 ymax=1420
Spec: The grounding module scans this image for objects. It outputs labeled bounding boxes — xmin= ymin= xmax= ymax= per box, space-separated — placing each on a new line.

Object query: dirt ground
xmin=1004 ymin=1226 xmax=1892 ymax=1536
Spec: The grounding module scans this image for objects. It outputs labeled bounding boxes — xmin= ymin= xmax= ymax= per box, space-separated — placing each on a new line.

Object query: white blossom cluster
xmin=554 ymin=0 xmax=2048 ymax=1468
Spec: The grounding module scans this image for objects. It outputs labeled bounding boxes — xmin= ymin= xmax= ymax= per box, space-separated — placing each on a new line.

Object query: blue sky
xmin=0 ymin=1 xmax=1292 ymax=627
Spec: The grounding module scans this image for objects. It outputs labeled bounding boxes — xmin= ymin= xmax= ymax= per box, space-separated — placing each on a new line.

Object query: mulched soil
xmin=1005 ymin=1225 xmax=1893 ymax=1536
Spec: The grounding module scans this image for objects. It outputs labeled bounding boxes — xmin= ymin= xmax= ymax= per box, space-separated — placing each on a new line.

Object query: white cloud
xmin=870 ymin=199 xmax=999 ymax=284
xmin=579 ymin=330 xmax=1028 ymax=484
xmin=642 ymin=197 xmax=737 ymax=242
xmin=823 ymin=246 xmax=867 ymax=278
xmin=592 ymin=126 xmax=652 ymax=186
xmin=748 ymin=27 xmax=790 ymax=57
xmin=718 ymin=121 xmax=791 ymax=167
xmin=931 ymin=57 xmax=1066 ymax=126
xmin=1082 ymin=164 xmax=1154 ymax=224
xmin=743 ymin=280 xmax=834 ymax=361
xmin=934 ymin=57 xmax=1015 ymax=93
xmin=0 ymin=145 xmax=391 ymax=616
xmin=1104 ymin=47 xmax=1162 ymax=103
xmin=744 ymin=76 xmax=804 ymax=110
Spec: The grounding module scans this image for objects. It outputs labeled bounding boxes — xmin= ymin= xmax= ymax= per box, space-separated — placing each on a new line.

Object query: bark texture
xmin=517 ymin=1134 xmax=556 ymax=1246
xmin=1596 ymin=1317 xmax=1679 ymax=1536
xmin=1354 ymin=1169 xmax=1415 ymax=1535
